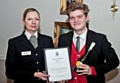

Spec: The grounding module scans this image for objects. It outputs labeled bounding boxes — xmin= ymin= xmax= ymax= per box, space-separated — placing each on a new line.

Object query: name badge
xmin=21 ymin=51 xmax=31 ymax=56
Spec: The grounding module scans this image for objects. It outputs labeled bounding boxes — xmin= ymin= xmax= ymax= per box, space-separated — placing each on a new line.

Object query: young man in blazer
xmin=58 ymin=2 xmax=119 ymax=83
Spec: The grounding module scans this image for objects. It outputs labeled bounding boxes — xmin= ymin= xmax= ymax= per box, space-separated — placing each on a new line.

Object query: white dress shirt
xmin=73 ymin=29 xmax=88 ymax=52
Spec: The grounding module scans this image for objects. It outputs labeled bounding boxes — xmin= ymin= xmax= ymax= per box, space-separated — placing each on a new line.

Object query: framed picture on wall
xmin=54 ymin=22 xmax=72 ymax=47
xmin=60 ymin=0 xmax=83 ymax=14
xmin=54 ymin=21 xmax=89 ymax=47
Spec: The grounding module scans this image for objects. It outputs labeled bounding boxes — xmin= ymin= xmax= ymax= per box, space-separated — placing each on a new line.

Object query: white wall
xmin=0 ymin=0 xmax=120 ymax=82
xmin=84 ymin=0 xmax=120 ymax=61
xmin=0 ymin=0 xmax=120 ymax=60
xmin=0 ymin=0 xmax=67 ymax=59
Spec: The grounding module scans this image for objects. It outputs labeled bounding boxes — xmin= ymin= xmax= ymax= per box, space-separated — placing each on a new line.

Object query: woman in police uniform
xmin=5 ymin=8 xmax=54 ymax=83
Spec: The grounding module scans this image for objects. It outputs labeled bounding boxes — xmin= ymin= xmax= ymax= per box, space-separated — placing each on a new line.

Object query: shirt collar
xmin=25 ymin=30 xmax=38 ymax=40
xmin=73 ymin=28 xmax=88 ymax=40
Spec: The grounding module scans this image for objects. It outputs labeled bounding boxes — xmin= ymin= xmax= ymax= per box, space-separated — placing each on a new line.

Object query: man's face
xmin=69 ymin=9 xmax=88 ymax=34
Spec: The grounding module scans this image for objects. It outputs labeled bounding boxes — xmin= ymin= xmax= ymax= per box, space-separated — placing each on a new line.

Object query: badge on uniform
xmin=21 ymin=51 xmax=31 ymax=56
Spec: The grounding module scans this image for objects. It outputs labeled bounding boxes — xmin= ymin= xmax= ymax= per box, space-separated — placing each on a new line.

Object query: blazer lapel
xmin=67 ymin=30 xmax=94 ymax=53
xmin=86 ymin=30 xmax=94 ymax=52
xmin=67 ymin=31 xmax=73 ymax=46
xmin=19 ymin=33 xmax=36 ymax=51
xmin=36 ymin=33 xmax=44 ymax=50
xmin=65 ymin=31 xmax=73 ymax=54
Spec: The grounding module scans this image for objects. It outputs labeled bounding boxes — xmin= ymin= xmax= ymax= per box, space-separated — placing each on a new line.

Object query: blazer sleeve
xmin=94 ymin=35 xmax=119 ymax=75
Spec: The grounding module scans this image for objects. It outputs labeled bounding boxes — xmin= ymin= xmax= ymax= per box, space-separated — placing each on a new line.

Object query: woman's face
xmin=23 ymin=11 xmax=40 ymax=34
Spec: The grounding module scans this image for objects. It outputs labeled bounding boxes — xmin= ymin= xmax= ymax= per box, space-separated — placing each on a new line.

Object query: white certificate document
xmin=44 ymin=47 xmax=73 ymax=82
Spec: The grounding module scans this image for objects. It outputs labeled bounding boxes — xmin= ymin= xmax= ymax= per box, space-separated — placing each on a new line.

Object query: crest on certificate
xmin=55 ymin=51 xmax=59 ymax=56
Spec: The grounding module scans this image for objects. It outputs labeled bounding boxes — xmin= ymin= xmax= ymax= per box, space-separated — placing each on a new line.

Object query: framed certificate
xmin=44 ymin=47 xmax=73 ymax=82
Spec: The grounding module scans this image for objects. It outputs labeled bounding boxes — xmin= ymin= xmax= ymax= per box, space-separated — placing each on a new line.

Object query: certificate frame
xmin=44 ymin=47 xmax=73 ymax=82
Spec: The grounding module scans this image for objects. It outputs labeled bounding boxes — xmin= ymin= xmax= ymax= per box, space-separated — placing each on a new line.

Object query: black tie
xmin=30 ymin=35 xmax=38 ymax=48
xmin=76 ymin=36 xmax=80 ymax=52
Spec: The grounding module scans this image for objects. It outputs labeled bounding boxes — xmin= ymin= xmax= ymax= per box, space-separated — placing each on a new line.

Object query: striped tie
xmin=76 ymin=36 xmax=80 ymax=52
xmin=30 ymin=35 xmax=38 ymax=48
